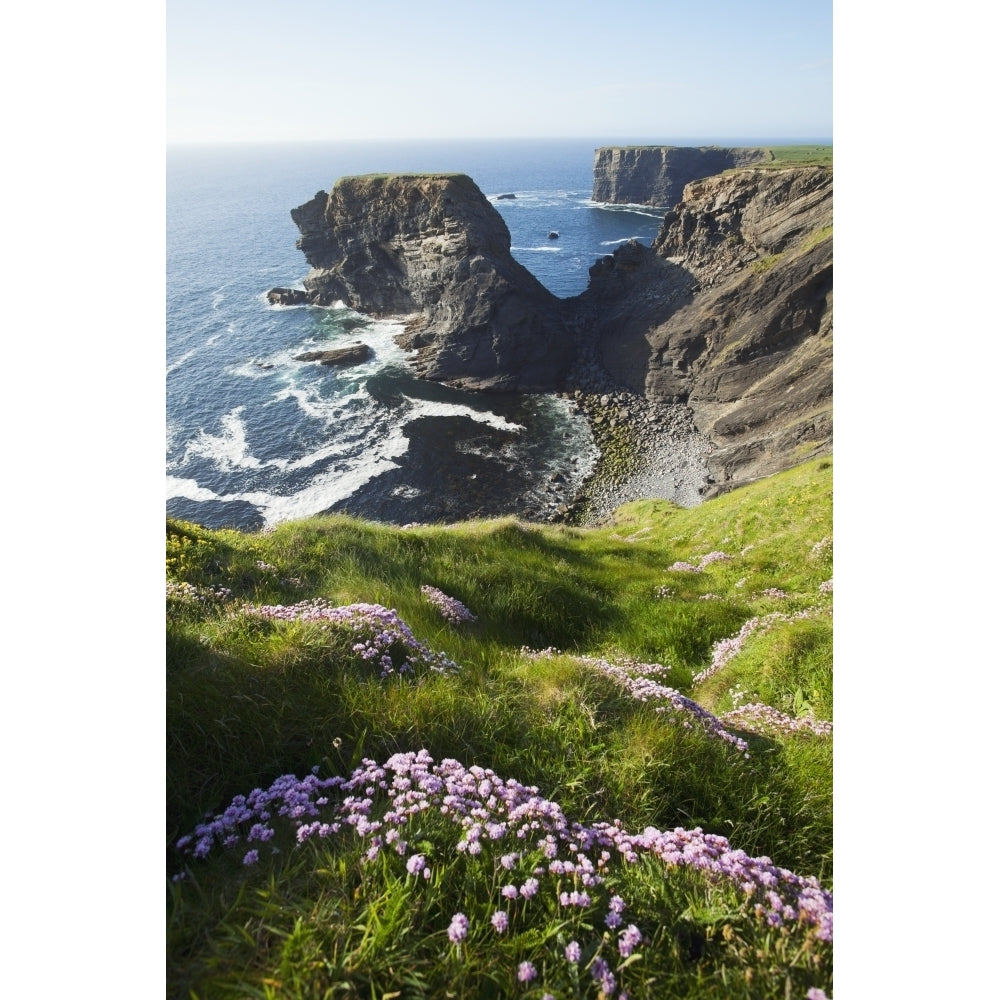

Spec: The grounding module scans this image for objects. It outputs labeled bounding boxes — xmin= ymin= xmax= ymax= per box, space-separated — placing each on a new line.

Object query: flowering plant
xmin=420 ymin=585 xmax=477 ymax=625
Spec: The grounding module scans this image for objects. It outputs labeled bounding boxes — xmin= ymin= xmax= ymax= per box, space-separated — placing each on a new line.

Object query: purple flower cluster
xmin=693 ymin=609 xmax=823 ymax=686
xmin=176 ymin=750 xmax=832 ymax=949
xmin=246 ymin=599 xmax=460 ymax=678
xmin=420 ymin=585 xmax=477 ymax=625
xmin=720 ymin=704 xmax=832 ymax=739
xmin=819 ymin=579 xmax=833 ymax=594
xmin=667 ymin=551 xmax=733 ymax=574
xmin=524 ymin=649 xmax=748 ymax=754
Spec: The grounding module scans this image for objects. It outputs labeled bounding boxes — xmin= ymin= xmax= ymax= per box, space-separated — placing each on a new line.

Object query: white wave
xmin=400 ymin=396 xmax=525 ymax=433
xmin=585 ymin=199 xmax=667 ymax=219
xmin=166 ymin=476 xmax=224 ymax=502
xmin=272 ymin=383 xmax=364 ymax=425
xmin=166 ymin=347 xmax=199 ymax=375
xmin=181 ymin=407 xmax=265 ymax=471
xmin=168 ymin=422 xmax=410 ymax=527
xmin=599 ymin=237 xmax=650 ymax=247
xmin=166 ymin=330 xmax=224 ymax=376
xmin=511 ymin=245 xmax=562 ymax=254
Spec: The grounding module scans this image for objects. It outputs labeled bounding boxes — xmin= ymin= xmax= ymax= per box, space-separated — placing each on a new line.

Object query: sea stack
xmin=283 ymin=173 xmax=576 ymax=391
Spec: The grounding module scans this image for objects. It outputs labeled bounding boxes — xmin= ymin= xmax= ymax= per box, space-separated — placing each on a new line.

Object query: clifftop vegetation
xmin=167 ymin=458 xmax=833 ymax=999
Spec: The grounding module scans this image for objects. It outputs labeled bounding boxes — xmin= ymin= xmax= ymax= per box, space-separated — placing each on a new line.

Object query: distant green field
xmin=759 ymin=145 xmax=833 ymax=168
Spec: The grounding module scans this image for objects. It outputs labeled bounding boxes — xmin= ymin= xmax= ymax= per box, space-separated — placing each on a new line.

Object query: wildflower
xmin=618 ymin=924 xmax=642 ymax=957
xmin=806 ymin=989 xmax=829 ymax=1000
xmin=517 ymin=961 xmax=537 ymax=983
xmin=405 ymin=853 xmax=425 ymax=876
xmin=520 ymin=877 xmax=539 ymax=899
xmin=565 ymin=941 xmax=581 ymax=963
xmin=421 ymin=585 xmax=477 ymax=624
xmin=447 ymin=912 xmax=469 ymax=943
xmin=242 ymin=849 xmax=259 ymax=865
xmin=491 ymin=911 xmax=508 ymax=933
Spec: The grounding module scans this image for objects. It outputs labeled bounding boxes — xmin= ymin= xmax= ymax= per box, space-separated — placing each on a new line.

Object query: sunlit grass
xmin=167 ymin=457 xmax=833 ymax=999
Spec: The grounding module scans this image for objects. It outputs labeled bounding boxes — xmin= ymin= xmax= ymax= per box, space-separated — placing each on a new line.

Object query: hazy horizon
xmin=167 ymin=0 xmax=832 ymax=145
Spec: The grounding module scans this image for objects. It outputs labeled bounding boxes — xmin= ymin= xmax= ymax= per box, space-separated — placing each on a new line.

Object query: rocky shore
xmin=563 ymin=393 xmax=711 ymax=525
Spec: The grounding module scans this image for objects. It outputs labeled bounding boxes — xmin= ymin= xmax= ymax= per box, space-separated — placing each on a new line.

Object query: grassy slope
xmin=167 ymin=457 xmax=833 ymax=999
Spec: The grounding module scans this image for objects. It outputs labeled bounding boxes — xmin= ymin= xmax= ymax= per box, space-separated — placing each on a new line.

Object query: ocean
xmin=166 ymin=139 xmax=668 ymax=530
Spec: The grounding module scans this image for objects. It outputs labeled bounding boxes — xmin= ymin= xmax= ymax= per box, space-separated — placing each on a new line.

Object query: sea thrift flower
xmin=177 ymin=750 xmax=833 ymax=947
xmin=618 ymin=924 xmax=642 ymax=957
xmin=517 ymin=961 xmax=537 ymax=983
xmin=246 ymin=599 xmax=461 ymax=677
xmin=522 ymin=649 xmax=748 ymax=752
xmin=420 ymin=585 xmax=477 ymax=624
xmin=447 ymin=912 xmax=469 ymax=943
xmin=806 ymin=990 xmax=829 ymax=1000
xmin=669 ymin=560 xmax=701 ymax=573
xmin=491 ymin=911 xmax=508 ymax=933
xmin=405 ymin=853 xmax=425 ymax=875
xmin=565 ymin=941 xmax=581 ymax=963
xmin=242 ymin=849 xmax=259 ymax=865
xmin=693 ymin=608 xmax=825 ymax=685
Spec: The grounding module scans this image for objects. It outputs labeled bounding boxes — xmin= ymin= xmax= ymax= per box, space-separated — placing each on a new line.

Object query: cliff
xmin=591 ymin=146 xmax=772 ymax=207
xmin=580 ymin=165 xmax=832 ymax=493
xmin=282 ymin=173 xmax=575 ymax=391
xmin=272 ymin=155 xmax=832 ymax=498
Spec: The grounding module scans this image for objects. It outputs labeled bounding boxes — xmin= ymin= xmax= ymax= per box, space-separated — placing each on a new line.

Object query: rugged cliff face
xmin=273 ymin=157 xmax=832 ymax=497
xmin=285 ymin=173 xmax=575 ymax=391
xmin=580 ymin=165 xmax=832 ymax=493
xmin=591 ymin=146 xmax=772 ymax=207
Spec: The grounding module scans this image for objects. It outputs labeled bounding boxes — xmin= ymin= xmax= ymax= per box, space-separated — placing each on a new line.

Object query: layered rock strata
xmin=284 ymin=173 xmax=575 ymax=391
xmin=591 ymin=146 xmax=772 ymax=207
xmin=579 ymin=165 xmax=832 ymax=493
xmin=272 ymin=157 xmax=832 ymax=498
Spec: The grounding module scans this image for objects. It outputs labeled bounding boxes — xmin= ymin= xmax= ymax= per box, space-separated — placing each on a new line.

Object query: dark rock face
xmin=579 ymin=166 xmax=833 ymax=492
xmin=267 ymin=287 xmax=310 ymax=306
xmin=272 ymin=157 xmax=832 ymax=494
xmin=591 ymin=146 xmax=772 ymax=207
xmin=282 ymin=173 xmax=575 ymax=391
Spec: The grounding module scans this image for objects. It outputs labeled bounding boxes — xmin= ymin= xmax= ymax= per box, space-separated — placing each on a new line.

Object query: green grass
xmin=757 ymin=146 xmax=833 ymax=169
xmin=167 ymin=457 xmax=833 ymax=999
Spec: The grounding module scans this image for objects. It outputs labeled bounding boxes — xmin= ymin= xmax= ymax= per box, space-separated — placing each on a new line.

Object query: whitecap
xmin=166 ymin=475 xmax=224 ymax=502
xmin=399 ymin=396 xmax=526 ymax=433
xmin=181 ymin=407 xmax=265 ymax=471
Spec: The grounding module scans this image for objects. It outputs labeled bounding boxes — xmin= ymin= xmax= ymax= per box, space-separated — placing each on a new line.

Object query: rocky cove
xmin=268 ymin=147 xmax=832 ymax=524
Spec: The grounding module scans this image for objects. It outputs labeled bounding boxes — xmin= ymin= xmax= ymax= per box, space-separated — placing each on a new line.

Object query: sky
xmin=167 ymin=0 xmax=832 ymax=144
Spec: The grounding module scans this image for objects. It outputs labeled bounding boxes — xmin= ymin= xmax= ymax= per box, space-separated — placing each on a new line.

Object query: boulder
xmin=266 ymin=287 xmax=311 ymax=306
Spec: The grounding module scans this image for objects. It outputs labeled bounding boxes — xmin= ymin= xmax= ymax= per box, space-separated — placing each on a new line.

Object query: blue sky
xmin=167 ymin=0 xmax=832 ymax=143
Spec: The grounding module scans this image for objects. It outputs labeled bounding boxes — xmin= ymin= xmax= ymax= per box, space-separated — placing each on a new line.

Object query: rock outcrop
xmin=283 ymin=173 xmax=575 ymax=391
xmin=272 ymin=154 xmax=832 ymax=497
xmin=579 ymin=165 xmax=832 ymax=493
xmin=294 ymin=343 xmax=374 ymax=367
xmin=591 ymin=146 xmax=772 ymax=207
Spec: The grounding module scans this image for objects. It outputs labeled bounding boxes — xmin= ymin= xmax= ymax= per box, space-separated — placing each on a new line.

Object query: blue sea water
xmin=166 ymin=139 xmax=667 ymax=530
